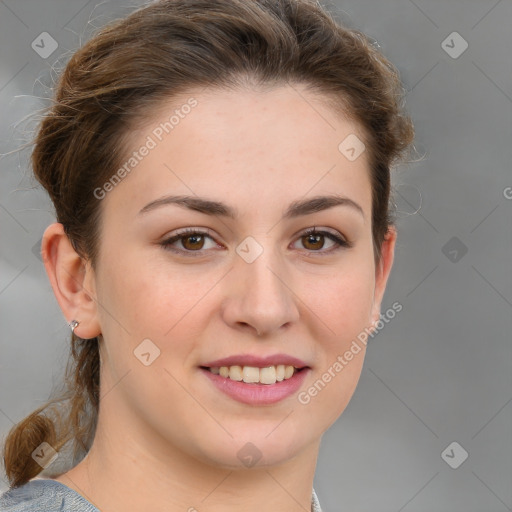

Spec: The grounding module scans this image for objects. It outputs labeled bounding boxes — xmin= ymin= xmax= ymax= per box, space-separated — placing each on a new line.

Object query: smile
xmin=205 ymin=364 xmax=299 ymax=385
xmin=200 ymin=365 xmax=310 ymax=405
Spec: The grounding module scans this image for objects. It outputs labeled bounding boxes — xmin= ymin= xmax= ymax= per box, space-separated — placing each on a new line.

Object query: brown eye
xmin=294 ymin=227 xmax=351 ymax=254
xmin=160 ymin=228 xmax=220 ymax=256
xmin=181 ymin=233 xmax=205 ymax=250
xmin=302 ymin=232 xmax=326 ymax=250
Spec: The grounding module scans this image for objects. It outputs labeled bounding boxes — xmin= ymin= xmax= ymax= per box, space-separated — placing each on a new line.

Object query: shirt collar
xmin=311 ymin=488 xmax=323 ymax=512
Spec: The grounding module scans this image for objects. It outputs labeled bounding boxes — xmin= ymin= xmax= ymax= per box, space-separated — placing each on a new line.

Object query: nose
xmin=221 ymin=243 xmax=300 ymax=338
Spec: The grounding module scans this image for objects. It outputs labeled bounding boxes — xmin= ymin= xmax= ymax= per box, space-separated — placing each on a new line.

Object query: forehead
xmin=104 ymin=84 xmax=372 ymax=221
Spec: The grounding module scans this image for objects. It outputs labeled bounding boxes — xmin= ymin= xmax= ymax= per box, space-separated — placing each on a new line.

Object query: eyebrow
xmin=138 ymin=194 xmax=365 ymax=220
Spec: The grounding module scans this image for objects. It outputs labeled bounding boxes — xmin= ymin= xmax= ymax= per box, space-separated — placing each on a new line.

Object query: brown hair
xmin=2 ymin=0 xmax=414 ymax=488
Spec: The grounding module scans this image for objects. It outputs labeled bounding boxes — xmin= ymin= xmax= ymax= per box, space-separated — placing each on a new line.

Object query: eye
xmin=292 ymin=227 xmax=352 ymax=255
xmin=160 ymin=226 xmax=352 ymax=257
xmin=160 ymin=228 xmax=221 ymax=256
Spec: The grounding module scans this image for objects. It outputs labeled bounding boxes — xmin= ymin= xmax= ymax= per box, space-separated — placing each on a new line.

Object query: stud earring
xmin=69 ymin=320 xmax=79 ymax=334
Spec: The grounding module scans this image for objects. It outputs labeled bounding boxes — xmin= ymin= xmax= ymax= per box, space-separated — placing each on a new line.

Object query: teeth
xmin=208 ymin=365 xmax=298 ymax=384
xmin=243 ymin=366 xmax=260 ymax=383
xmin=284 ymin=365 xmax=294 ymax=379
xmin=229 ymin=365 xmax=243 ymax=381
xmin=260 ymin=366 xmax=276 ymax=385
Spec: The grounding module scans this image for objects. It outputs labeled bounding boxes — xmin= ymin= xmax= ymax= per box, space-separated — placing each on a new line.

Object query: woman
xmin=0 ymin=0 xmax=414 ymax=510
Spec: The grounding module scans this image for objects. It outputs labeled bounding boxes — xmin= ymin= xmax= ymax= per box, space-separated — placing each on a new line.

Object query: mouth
xmin=200 ymin=364 xmax=306 ymax=385
xmin=199 ymin=354 xmax=311 ymax=405
xmin=199 ymin=364 xmax=310 ymax=405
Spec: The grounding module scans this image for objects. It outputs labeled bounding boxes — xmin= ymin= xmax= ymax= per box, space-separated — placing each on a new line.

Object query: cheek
xmin=297 ymin=270 xmax=372 ymax=427
xmin=301 ymin=350 xmax=366 ymax=434
xmin=297 ymin=257 xmax=374 ymax=411
xmin=301 ymin=259 xmax=376 ymax=341
xmin=97 ymin=250 xmax=220 ymax=343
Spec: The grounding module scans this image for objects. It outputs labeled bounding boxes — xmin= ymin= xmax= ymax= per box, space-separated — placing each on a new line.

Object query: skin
xmin=42 ymin=84 xmax=396 ymax=512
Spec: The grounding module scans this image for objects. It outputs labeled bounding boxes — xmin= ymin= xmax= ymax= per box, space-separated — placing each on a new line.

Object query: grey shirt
xmin=0 ymin=479 xmax=323 ymax=511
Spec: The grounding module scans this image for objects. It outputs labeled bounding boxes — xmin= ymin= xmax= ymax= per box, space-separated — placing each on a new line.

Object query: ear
xmin=369 ymin=225 xmax=397 ymax=327
xmin=41 ymin=223 xmax=101 ymax=339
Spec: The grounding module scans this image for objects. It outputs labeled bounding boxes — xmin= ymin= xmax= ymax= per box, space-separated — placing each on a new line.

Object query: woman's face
xmin=87 ymin=84 xmax=395 ymax=469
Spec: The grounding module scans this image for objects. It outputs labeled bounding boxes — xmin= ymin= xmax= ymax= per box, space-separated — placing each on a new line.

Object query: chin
xmin=192 ymin=428 xmax=312 ymax=470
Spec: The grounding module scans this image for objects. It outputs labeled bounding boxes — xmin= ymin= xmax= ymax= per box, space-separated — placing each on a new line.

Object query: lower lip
xmin=200 ymin=367 xmax=310 ymax=405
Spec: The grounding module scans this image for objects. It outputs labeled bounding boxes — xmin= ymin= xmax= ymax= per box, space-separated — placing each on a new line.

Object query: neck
xmin=54 ymin=402 xmax=321 ymax=512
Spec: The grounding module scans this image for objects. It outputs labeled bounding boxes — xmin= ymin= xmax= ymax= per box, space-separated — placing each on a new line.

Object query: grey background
xmin=0 ymin=1 xmax=511 ymax=511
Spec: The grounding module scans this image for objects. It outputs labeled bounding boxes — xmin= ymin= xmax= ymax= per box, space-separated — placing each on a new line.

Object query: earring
xmin=69 ymin=320 xmax=79 ymax=334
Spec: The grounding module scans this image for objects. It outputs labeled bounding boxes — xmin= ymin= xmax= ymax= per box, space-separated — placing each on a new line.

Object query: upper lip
xmin=201 ymin=353 xmax=309 ymax=369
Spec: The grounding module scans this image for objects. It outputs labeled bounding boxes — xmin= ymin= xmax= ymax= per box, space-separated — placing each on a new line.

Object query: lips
xmin=200 ymin=365 xmax=311 ymax=405
xmin=201 ymin=353 xmax=309 ymax=369
xmin=199 ymin=353 xmax=311 ymax=403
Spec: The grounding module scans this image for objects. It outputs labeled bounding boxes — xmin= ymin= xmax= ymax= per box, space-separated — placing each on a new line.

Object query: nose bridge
xmin=242 ymin=243 xmax=286 ymax=300
xmin=225 ymin=235 xmax=299 ymax=335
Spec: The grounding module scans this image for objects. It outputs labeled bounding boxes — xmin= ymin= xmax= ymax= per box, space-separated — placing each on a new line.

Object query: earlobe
xmin=41 ymin=223 xmax=101 ymax=339
xmin=370 ymin=226 xmax=397 ymax=326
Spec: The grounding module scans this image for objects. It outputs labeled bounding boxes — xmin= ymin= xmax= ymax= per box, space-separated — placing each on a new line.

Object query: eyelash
xmin=160 ymin=226 xmax=352 ymax=257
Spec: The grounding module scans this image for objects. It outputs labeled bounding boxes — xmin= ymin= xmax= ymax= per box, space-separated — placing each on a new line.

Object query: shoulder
xmin=0 ymin=479 xmax=99 ymax=512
